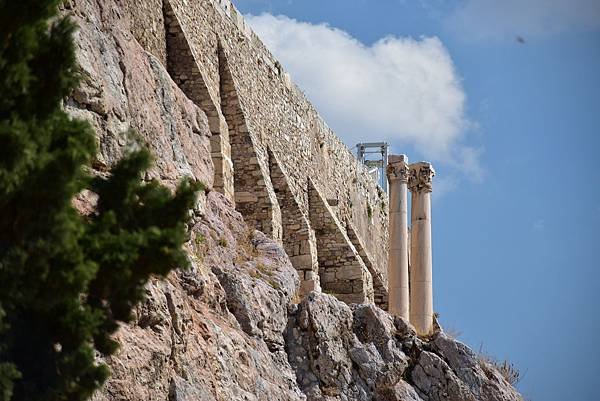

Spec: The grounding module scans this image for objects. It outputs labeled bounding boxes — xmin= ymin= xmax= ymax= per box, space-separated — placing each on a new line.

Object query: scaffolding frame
xmin=356 ymin=142 xmax=389 ymax=192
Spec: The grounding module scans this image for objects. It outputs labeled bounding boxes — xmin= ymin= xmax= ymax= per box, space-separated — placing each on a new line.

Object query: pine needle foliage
xmin=0 ymin=1 xmax=200 ymax=400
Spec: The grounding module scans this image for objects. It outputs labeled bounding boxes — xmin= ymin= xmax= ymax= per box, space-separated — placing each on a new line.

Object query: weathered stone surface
xmin=64 ymin=0 xmax=213 ymax=190
xmin=284 ymin=293 xmax=522 ymax=401
xmin=352 ymin=304 xmax=408 ymax=377
xmin=432 ymin=333 xmax=523 ymax=401
xmin=90 ymin=192 xmax=305 ymax=401
xmin=411 ymin=351 xmax=478 ymax=401
xmin=169 ymin=376 xmax=217 ymax=401
xmin=209 ymin=228 xmax=298 ymax=351
xmin=375 ymin=380 xmax=424 ymax=401
xmin=63 ymin=2 xmax=303 ymax=399
xmin=308 ymin=180 xmax=374 ymax=305
xmin=286 ymin=292 xmax=407 ymax=401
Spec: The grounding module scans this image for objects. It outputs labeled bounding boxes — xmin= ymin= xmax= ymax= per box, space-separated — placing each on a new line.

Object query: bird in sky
xmin=516 ymin=35 xmax=525 ymax=44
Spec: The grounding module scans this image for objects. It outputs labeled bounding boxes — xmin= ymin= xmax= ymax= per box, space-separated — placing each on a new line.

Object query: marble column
xmin=408 ymin=162 xmax=435 ymax=336
xmin=386 ymin=155 xmax=410 ymax=320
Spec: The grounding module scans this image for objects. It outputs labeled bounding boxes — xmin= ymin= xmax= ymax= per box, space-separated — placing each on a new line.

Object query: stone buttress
xmin=218 ymin=45 xmax=282 ymax=242
xmin=308 ymin=179 xmax=374 ymax=304
xmin=268 ymin=149 xmax=320 ymax=293
xmin=163 ymin=0 xmax=234 ymax=201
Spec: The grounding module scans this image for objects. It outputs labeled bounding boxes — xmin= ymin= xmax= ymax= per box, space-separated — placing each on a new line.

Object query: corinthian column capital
xmin=408 ymin=162 xmax=435 ymax=193
xmin=387 ymin=154 xmax=410 ymax=183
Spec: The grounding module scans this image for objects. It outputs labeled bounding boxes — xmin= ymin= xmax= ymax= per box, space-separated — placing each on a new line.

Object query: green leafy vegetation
xmin=256 ymin=262 xmax=271 ymax=275
xmin=0 ymin=1 xmax=199 ymax=400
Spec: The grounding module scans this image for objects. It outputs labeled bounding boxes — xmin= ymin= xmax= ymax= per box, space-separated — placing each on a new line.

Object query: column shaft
xmin=408 ymin=162 xmax=435 ymax=336
xmin=386 ymin=155 xmax=410 ymax=320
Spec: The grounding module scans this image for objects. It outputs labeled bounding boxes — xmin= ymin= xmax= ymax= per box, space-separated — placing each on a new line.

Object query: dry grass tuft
xmin=443 ymin=327 xmax=462 ymax=339
xmin=477 ymin=345 xmax=521 ymax=385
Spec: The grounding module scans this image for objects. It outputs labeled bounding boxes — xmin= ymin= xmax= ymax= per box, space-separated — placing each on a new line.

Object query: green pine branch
xmin=0 ymin=1 xmax=201 ymax=400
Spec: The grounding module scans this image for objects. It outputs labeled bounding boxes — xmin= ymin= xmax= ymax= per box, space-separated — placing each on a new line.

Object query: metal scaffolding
xmin=356 ymin=142 xmax=389 ymax=192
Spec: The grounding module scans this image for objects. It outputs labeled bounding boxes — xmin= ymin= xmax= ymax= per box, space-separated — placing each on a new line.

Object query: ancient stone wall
xmin=125 ymin=0 xmax=167 ymax=67
xmin=269 ymin=149 xmax=320 ymax=294
xmin=219 ymin=46 xmax=282 ymax=241
xmin=308 ymin=180 xmax=374 ymax=305
xmin=122 ymin=0 xmax=389 ymax=307
xmin=163 ymin=1 xmax=234 ymax=201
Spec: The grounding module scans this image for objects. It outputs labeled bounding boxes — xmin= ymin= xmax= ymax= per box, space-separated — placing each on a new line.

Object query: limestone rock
xmin=207 ymin=217 xmax=299 ymax=351
xmin=285 ymin=293 xmax=522 ymax=401
xmin=286 ymin=293 xmax=407 ymax=401
xmin=169 ymin=376 xmax=216 ymax=401
xmin=91 ymin=193 xmax=305 ymax=401
xmin=432 ymin=334 xmax=523 ymax=401
xmin=411 ymin=351 xmax=477 ymax=401
xmin=65 ymin=0 xmax=213 ymax=189
xmin=375 ymin=380 xmax=424 ymax=401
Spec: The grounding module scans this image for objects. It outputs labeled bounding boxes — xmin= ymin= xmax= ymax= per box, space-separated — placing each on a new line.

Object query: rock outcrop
xmin=60 ymin=0 xmax=524 ymax=400
xmin=91 ymin=192 xmax=305 ymax=401
xmin=286 ymin=293 xmax=521 ymax=401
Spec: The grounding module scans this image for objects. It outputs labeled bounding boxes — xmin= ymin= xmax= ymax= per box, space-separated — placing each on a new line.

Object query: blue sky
xmin=234 ymin=1 xmax=600 ymax=400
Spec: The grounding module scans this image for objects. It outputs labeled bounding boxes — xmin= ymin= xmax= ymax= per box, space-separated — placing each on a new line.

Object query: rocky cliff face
xmin=62 ymin=0 xmax=523 ymax=400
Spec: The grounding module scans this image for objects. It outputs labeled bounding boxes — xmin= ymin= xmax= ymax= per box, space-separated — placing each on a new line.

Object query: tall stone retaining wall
xmin=121 ymin=0 xmax=389 ymax=307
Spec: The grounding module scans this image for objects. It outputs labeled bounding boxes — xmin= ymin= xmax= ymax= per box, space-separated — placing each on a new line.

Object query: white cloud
xmin=456 ymin=146 xmax=485 ymax=182
xmin=446 ymin=0 xmax=600 ymax=41
xmin=246 ymin=14 xmax=479 ymax=176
